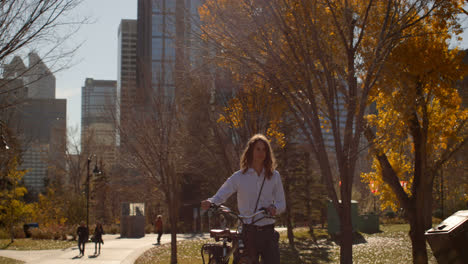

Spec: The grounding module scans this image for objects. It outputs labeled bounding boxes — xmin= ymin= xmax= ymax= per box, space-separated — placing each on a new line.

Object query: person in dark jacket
xmin=76 ymin=222 xmax=88 ymax=257
xmin=155 ymin=215 xmax=163 ymax=244
xmin=93 ymin=222 xmax=104 ymax=255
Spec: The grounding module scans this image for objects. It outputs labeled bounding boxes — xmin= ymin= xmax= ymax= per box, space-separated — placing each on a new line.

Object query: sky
xmin=54 ymin=0 xmax=137 ymax=142
xmin=54 ymin=1 xmax=468 ymax=145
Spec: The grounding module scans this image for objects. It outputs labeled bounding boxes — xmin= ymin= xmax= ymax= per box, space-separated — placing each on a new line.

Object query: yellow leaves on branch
xmin=0 ymin=157 xmax=33 ymax=225
xmin=216 ymin=73 xmax=287 ymax=147
xmin=267 ymin=120 xmax=286 ymax=148
xmin=361 ymin=153 xmax=413 ymax=212
xmin=218 ymin=97 xmax=242 ymax=128
xmin=363 ymin=1 xmax=467 ymax=212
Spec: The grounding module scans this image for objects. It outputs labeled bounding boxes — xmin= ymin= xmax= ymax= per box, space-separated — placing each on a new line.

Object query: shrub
xmin=0 ymin=227 xmax=26 ymax=239
xmin=31 ymin=228 xmax=53 ymax=239
xmin=104 ymin=224 xmax=120 ymax=234
xmin=385 ymin=211 xmax=396 ymax=218
xmin=0 ymin=228 xmax=9 ymax=239
xmin=13 ymin=226 xmax=26 ymax=239
xmin=381 ymin=216 xmax=406 ymax=224
xmin=30 ymin=225 xmax=69 ymax=240
xmin=145 ymin=224 xmax=154 ymax=234
xmin=67 ymin=226 xmax=77 ymax=241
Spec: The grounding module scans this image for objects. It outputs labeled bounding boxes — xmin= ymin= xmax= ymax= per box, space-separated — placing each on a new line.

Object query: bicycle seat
xmin=210 ymin=228 xmax=238 ymax=241
xmin=210 ymin=229 xmax=230 ymax=237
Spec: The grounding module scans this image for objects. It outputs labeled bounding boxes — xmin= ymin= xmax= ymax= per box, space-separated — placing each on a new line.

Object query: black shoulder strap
xmin=253 ymin=175 xmax=267 ymax=216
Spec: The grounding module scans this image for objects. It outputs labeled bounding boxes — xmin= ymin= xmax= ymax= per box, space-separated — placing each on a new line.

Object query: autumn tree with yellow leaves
xmin=0 ymin=157 xmax=33 ymax=242
xmin=217 ymin=72 xmax=287 ymax=147
xmin=199 ymin=0 xmax=466 ymax=263
xmin=362 ymin=7 xmax=468 ymax=263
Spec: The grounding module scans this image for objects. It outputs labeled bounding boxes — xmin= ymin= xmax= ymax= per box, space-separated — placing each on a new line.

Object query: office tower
xmin=18 ymin=99 xmax=66 ymax=192
xmin=81 ymin=78 xmax=117 ymax=168
xmin=136 ymin=0 xmax=202 ymax=102
xmin=1 ymin=54 xmax=66 ymax=194
xmin=117 ymin=19 xmax=137 ymax=146
xmin=26 ymin=52 xmax=56 ymax=99
xmin=3 ymin=52 xmax=56 ymax=99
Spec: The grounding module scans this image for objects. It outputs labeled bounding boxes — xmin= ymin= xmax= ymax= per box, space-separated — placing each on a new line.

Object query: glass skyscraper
xmin=81 ymin=78 xmax=117 ymax=167
xmin=137 ymin=0 xmax=202 ymax=101
xmin=1 ymin=53 xmax=66 ymax=194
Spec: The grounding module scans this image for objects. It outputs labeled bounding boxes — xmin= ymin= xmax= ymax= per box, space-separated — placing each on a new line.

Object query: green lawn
xmin=0 ymin=238 xmax=75 ymax=250
xmin=135 ymin=224 xmax=438 ymax=264
xmin=0 ymin=257 xmax=24 ymax=264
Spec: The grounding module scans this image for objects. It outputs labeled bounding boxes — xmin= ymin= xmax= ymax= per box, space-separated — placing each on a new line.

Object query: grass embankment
xmin=0 ymin=257 xmax=24 ymax=264
xmin=135 ymin=224 xmax=438 ymax=264
xmin=0 ymin=238 xmax=75 ymax=250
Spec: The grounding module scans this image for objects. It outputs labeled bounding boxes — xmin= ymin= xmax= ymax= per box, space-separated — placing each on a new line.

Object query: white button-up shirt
xmin=208 ymin=168 xmax=286 ymax=226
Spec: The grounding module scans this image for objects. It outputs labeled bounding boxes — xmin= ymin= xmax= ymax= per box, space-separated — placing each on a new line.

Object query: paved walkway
xmin=0 ymin=233 xmax=210 ymax=264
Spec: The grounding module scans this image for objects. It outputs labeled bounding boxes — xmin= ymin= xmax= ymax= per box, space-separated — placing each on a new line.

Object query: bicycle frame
xmin=201 ymin=204 xmax=270 ymax=264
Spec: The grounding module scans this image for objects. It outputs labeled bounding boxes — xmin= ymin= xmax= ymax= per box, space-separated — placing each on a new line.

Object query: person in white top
xmin=201 ymin=134 xmax=286 ymax=264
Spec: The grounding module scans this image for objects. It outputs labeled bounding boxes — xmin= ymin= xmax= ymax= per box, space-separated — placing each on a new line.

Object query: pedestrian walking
xmin=155 ymin=215 xmax=163 ymax=245
xmin=93 ymin=222 xmax=104 ymax=255
xmin=76 ymin=222 xmax=88 ymax=257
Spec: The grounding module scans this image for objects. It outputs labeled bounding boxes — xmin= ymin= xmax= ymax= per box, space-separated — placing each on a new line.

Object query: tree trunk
xmin=10 ymin=223 xmax=14 ymax=243
xmin=339 ymin=197 xmax=353 ymax=264
xmin=408 ymin=181 xmax=434 ymax=264
xmin=282 ymin=160 xmax=294 ymax=246
xmin=286 ymin=201 xmax=295 ymax=247
xmin=408 ymin=211 xmax=429 ymax=264
xmin=170 ymin=199 xmax=178 ymax=264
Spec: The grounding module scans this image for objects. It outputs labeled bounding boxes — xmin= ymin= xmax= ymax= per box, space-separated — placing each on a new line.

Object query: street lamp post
xmin=86 ymin=155 xmax=101 ymax=229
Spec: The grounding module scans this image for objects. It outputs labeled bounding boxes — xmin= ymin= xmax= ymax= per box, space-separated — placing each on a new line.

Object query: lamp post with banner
xmin=86 ymin=155 xmax=101 ymax=228
xmin=370 ymin=181 xmax=378 ymax=213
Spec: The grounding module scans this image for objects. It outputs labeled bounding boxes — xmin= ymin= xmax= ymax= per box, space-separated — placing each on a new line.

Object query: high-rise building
xmin=3 ymin=52 xmax=56 ymax=99
xmin=1 ymin=53 xmax=65 ymax=193
xmin=17 ymin=99 xmax=66 ymax=192
xmin=136 ymin=0 xmax=202 ymax=101
xmin=81 ymin=78 xmax=117 ymax=168
xmin=117 ymin=19 xmax=137 ymax=146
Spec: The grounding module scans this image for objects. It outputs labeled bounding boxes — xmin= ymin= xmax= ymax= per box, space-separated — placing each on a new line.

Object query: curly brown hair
xmin=240 ymin=134 xmax=277 ymax=179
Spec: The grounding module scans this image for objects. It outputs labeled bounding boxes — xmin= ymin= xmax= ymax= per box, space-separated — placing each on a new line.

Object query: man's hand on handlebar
xmin=267 ymin=205 xmax=277 ymax=216
xmin=201 ymin=200 xmax=212 ymax=210
xmin=260 ymin=205 xmax=276 ymax=216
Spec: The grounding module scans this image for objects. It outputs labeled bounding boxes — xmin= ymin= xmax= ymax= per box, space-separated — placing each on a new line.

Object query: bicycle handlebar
xmin=208 ymin=203 xmax=273 ymax=222
xmin=238 ymin=209 xmax=268 ymax=219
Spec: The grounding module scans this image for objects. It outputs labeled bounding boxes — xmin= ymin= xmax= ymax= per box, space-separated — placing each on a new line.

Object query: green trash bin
xmin=327 ymin=200 xmax=359 ymax=235
xmin=358 ymin=213 xmax=380 ymax=234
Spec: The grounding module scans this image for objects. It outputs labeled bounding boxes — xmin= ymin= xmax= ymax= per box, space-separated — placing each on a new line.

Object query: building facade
xmin=136 ymin=0 xmax=202 ymax=101
xmin=1 ymin=53 xmax=66 ymax=194
xmin=81 ymin=78 xmax=117 ymax=168
xmin=17 ymin=99 xmax=66 ymax=192
xmin=3 ymin=52 xmax=56 ymax=99
xmin=117 ymin=19 xmax=137 ymax=146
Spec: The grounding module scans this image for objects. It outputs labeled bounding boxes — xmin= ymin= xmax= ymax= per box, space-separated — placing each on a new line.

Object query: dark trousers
xmin=78 ymin=240 xmax=86 ymax=255
xmin=157 ymin=231 xmax=162 ymax=243
xmin=244 ymin=225 xmax=280 ymax=264
xmin=94 ymin=242 xmax=101 ymax=254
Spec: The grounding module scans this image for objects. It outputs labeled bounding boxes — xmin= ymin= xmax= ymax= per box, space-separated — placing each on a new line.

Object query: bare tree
xmin=119 ymin=94 xmax=183 ymax=263
xmin=116 ymin=1 xmax=187 ymax=262
xmin=0 ymin=0 xmax=86 ymax=109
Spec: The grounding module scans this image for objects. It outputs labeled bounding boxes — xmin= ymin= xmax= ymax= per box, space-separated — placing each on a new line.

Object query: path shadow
xmin=71 ymin=255 xmax=82 ymax=259
xmin=331 ymin=232 xmax=367 ymax=246
xmin=280 ymin=237 xmax=334 ymax=264
xmin=361 ymin=229 xmax=383 ymax=235
xmin=187 ymin=233 xmax=206 ymax=238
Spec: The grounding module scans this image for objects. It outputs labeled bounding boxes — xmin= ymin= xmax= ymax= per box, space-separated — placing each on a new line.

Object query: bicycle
xmin=201 ymin=204 xmax=273 ymax=264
